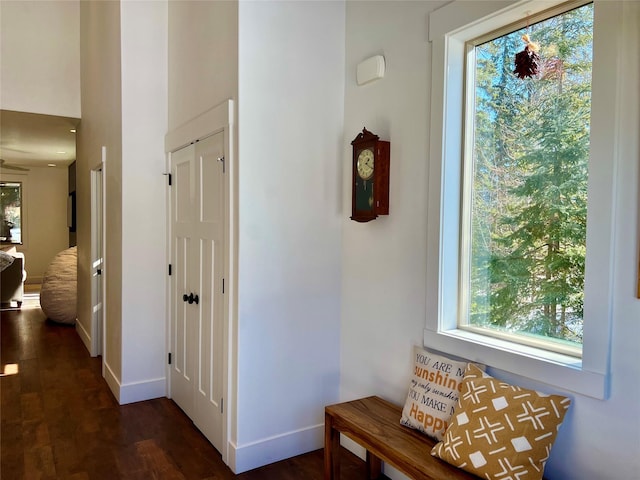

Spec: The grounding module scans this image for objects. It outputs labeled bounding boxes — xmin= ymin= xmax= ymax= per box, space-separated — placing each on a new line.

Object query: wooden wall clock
xmin=350 ymin=128 xmax=390 ymax=223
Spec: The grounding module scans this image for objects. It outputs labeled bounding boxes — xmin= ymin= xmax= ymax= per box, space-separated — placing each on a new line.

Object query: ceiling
xmin=0 ymin=110 xmax=80 ymax=169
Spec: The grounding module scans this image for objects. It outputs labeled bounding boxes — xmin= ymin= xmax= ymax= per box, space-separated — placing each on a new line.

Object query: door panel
xmin=193 ymin=134 xmax=224 ymax=451
xmin=170 ymin=144 xmax=196 ymax=419
xmin=170 ymin=133 xmax=224 ymax=453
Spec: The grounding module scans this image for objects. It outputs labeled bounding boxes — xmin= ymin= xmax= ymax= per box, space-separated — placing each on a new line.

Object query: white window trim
xmin=425 ymin=0 xmax=621 ymax=400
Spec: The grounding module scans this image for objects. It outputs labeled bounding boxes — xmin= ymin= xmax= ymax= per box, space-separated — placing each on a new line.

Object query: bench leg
xmin=325 ymin=412 xmax=340 ymax=480
xmin=366 ymin=451 xmax=382 ymax=479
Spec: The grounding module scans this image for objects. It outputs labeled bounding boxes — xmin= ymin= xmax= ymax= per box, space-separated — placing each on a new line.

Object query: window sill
xmin=424 ymin=327 xmax=607 ymax=399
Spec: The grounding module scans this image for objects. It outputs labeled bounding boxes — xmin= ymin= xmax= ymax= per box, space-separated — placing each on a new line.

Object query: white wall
xmin=341 ymin=4 xmax=446 ymax=477
xmin=0 ymin=167 xmax=68 ymax=283
xmin=0 ymin=0 xmax=80 ymax=117
xmin=78 ymin=0 xmax=168 ymax=404
xmin=235 ymin=0 xmax=344 ymax=472
xmin=341 ymin=2 xmax=640 ymax=480
xmin=119 ymin=0 xmax=168 ymax=402
xmin=78 ymin=0 xmax=123 ymax=382
xmin=168 ymin=0 xmax=238 ymax=132
xmin=342 ymin=0 xmax=444 ymax=402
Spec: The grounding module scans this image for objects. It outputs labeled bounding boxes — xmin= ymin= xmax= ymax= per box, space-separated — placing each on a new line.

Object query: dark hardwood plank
xmin=1 ymin=299 xmax=370 ymax=480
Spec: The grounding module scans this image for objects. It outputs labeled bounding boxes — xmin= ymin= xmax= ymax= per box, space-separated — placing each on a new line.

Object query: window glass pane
xmin=0 ymin=182 xmax=22 ymax=244
xmin=466 ymin=4 xmax=593 ymax=351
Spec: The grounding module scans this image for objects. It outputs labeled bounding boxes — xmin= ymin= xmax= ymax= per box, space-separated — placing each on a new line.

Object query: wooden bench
xmin=324 ymin=396 xmax=477 ymax=480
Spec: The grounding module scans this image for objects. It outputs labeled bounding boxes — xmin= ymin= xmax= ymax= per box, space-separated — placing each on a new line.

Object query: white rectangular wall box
xmin=356 ymin=55 xmax=385 ymax=86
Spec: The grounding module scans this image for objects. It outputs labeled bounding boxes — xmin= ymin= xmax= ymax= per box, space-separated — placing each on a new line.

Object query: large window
xmin=0 ymin=182 xmax=22 ymax=244
xmin=461 ymin=4 xmax=593 ymax=357
xmin=426 ymin=0 xmax=622 ymax=399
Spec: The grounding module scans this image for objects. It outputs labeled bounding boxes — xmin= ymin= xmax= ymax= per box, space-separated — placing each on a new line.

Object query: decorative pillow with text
xmin=400 ymin=346 xmax=474 ymax=441
xmin=431 ymin=364 xmax=571 ymax=480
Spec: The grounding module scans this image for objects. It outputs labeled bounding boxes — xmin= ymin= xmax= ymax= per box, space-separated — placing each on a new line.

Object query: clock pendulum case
xmin=350 ymin=128 xmax=390 ymax=223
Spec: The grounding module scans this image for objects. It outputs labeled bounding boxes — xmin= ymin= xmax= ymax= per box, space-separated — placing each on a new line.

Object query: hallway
xmin=0 ymin=298 xmax=369 ymax=479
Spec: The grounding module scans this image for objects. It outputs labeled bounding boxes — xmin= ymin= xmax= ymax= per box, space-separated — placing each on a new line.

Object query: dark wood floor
xmin=1 ymin=300 xmax=370 ymax=479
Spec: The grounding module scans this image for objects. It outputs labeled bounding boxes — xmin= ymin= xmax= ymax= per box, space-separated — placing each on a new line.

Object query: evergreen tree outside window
xmin=460 ymin=4 xmax=593 ymax=356
xmin=0 ymin=182 xmax=22 ymax=244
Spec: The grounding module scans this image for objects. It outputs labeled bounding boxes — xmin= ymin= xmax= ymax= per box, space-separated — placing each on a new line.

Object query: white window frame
xmin=425 ymin=0 xmax=621 ymax=400
xmin=0 ymin=173 xmax=28 ymax=246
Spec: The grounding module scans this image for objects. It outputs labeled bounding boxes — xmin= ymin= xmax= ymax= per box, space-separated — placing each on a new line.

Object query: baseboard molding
xmin=119 ymin=377 xmax=166 ymax=405
xmin=119 ymin=377 xmax=167 ymax=405
xmin=341 ymin=435 xmax=366 ymax=460
xmin=341 ymin=434 xmax=409 ymax=480
xmin=103 ymin=361 xmax=121 ymax=403
xmin=25 ymin=276 xmax=43 ymax=285
xmin=102 ymin=362 xmax=166 ymax=405
xmin=229 ymin=423 xmax=323 ymax=474
xmin=76 ymin=320 xmax=92 ymax=354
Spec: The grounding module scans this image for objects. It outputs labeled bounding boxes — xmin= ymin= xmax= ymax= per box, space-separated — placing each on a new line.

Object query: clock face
xmin=357 ymin=149 xmax=375 ymax=180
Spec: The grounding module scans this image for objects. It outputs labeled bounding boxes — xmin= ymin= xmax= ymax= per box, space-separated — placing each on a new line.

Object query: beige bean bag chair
xmin=40 ymin=246 xmax=77 ymax=324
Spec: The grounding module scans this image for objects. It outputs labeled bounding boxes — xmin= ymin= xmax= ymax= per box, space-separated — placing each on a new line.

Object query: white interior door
xmin=170 ymin=133 xmax=225 ymax=453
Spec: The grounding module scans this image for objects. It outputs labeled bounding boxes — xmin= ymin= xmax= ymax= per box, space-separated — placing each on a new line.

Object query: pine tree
xmin=469 ymin=4 xmax=593 ymax=344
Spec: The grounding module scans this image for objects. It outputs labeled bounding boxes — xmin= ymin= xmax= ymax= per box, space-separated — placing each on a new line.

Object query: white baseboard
xmin=119 ymin=377 xmax=166 ymax=405
xmin=102 ymin=361 xmax=166 ymax=405
xmin=76 ymin=320 xmax=92 ymax=354
xmin=341 ymin=435 xmax=410 ymax=480
xmin=104 ymin=361 xmax=121 ymax=403
xmin=340 ymin=436 xmax=365 ymax=460
xmin=229 ymin=423 xmax=323 ymax=474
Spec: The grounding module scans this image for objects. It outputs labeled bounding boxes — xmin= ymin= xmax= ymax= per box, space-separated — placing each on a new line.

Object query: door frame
xmin=164 ymin=99 xmax=235 ymax=465
xmin=90 ymin=149 xmax=107 ymax=359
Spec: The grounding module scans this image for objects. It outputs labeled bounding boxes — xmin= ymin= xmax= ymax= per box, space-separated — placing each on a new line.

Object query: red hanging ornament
xmin=514 ymin=34 xmax=540 ymax=79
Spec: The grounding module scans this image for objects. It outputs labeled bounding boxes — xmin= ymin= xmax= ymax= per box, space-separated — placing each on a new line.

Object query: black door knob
xmin=183 ymin=293 xmax=199 ymax=305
